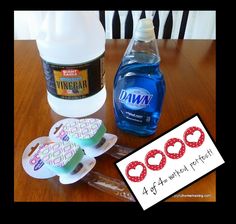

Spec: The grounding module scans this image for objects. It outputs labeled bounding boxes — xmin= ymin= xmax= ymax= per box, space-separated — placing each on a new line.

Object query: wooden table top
xmin=14 ymin=39 xmax=216 ymax=202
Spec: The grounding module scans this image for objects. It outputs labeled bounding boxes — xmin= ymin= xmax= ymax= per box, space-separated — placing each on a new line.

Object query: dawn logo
xmin=119 ymin=87 xmax=153 ymax=110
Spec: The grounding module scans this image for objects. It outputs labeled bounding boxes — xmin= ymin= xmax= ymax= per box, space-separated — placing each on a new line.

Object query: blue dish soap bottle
xmin=113 ymin=18 xmax=166 ymax=136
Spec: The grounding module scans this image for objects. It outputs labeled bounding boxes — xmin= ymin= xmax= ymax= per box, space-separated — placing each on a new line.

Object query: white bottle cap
xmin=134 ymin=18 xmax=156 ymax=42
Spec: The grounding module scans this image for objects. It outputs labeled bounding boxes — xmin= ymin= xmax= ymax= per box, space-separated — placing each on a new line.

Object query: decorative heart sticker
xmin=187 ymin=130 xmax=201 ymax=142
xmin=126 ymin=161 xmax=147 ymax=182
xmin=148 ymin=154 xmax=162 ymax=165
xmin=129 ymin=165 xmax=143 ymax=177
xmin=164 ymin=138 xmax=186 ymax=159
xmin=145 ymin=149 xmax=166 ymax=171
xmin=167 ymin=142 xmax=182 ymax=154
xmin=184 ymin=126 xmax=205 ymax=148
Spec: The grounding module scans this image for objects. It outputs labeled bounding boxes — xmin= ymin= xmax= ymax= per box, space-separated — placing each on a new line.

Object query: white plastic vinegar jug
xmin=36 ymin=11 xmax=106 ymax=117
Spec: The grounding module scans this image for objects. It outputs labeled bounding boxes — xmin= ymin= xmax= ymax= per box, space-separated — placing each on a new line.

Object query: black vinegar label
xmin=41 ymin=54 xmax=105 ymax=99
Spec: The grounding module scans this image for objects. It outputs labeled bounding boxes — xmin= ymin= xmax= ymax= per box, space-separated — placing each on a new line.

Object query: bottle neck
xmin=124 ymin=39 xmax=160 ymax=64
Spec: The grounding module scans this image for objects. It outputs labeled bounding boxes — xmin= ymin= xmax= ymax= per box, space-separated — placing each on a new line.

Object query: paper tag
xmin=22 ymin=136 xmax=56 ymax=179
xmin=116 ymin=115 xmax=225 ymax=210
xmin=49 ymin=118 xmax=117 ymax=157
xmin=59 ymin=155 xmax=96 ymax=184
xmin=49 ymin=118 xmax=75 ymax=142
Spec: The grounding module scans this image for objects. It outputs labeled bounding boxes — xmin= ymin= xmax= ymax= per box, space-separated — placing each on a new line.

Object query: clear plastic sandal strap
xmin=107 ymin=144 xmax=135 ymax=159
xmin=83 ymin=171 xmax=135 ymax=202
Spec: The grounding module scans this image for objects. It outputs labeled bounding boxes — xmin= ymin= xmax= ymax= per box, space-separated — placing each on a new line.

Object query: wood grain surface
xmin=14 ymin=39 xmax=216 ymax=202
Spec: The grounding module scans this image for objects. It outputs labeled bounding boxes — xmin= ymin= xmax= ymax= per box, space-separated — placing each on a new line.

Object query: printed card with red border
xmin=116 ymin=115 xmax=224 ymax=210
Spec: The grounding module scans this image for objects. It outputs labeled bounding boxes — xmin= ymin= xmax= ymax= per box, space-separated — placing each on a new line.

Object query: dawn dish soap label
xmin=114 ymin=75 xmax=161 ymax=125
xmin=119 ymin=88 xmax=153 ymax=110
xmin=113 ymin=67 xmax=165 ymax=135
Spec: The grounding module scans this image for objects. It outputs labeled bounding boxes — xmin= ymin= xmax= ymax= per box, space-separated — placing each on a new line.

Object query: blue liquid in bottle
xmin=113 ymin=18 xmax=166 ymax=136
xmin=113 ymin=51 xmax=165 ymax=136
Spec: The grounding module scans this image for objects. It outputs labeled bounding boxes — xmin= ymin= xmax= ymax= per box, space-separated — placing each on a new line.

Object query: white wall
xmin=185 ymin=11 xmax=216 ymax=39
xmin=14 ymin=10 xmax=216 ymax=40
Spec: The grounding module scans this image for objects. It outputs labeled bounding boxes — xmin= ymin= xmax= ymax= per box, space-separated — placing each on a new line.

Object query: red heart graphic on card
xmin=184 ymin=126 xmax=205 ymax=148
xmin=164 ymin=138 xmax=186 ymax=159
xmin=126 ymin=161 xmax=147 ymax=182
xmin=145 ymin=149 xmax=166 ymax=171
